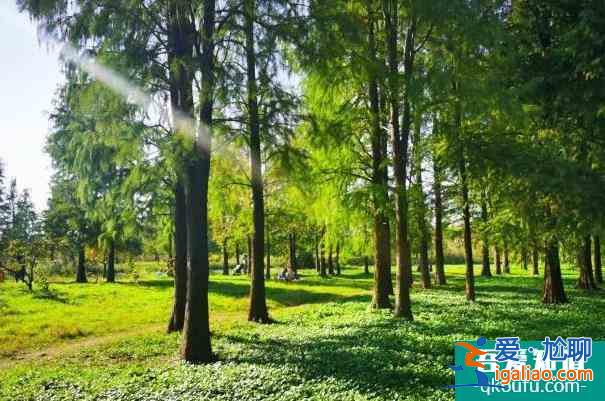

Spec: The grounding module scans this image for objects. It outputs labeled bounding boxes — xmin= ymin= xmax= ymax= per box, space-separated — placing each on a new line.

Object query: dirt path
xmin=0 ymin=311 xmax=250 ymax=371
xmin=0 ymin=323 xmax=166 ymax=371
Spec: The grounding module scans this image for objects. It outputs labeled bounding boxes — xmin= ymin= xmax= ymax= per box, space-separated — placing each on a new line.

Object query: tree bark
xmin=480 ymin=197 xmax=491 ymax=278
xmin=413 ymin=113 xmax=430 ymax=289
xmin=168 ymin=182 xmax=187 ymax=333
xmin=328 ymin=244 xmax=334 ymax=275
xmin=455 ymin=90 xmax=474 ymax=301
xmin=166 ymin=0 xmax=194 ymax=334
xmin=288 ymin=232 xmax=297 ymax=274
xmin=180 ymin=0 xmax=215 ymax=363
xmin=503 ymin=242 xmax=510 ymax=274
xmin=495 ymin=246 xmax=502 ymax=275
xmin=245 ymin=0 xmax=270 ymax=323
xmin=266 ymin=232 xmax=271 ymax=280
xmin=433 ymin=155 xmax=446 ymax=285
xmin=335 ymin=242 xmax=341 ymax=275
xmin=542 ymin=238 xmax=567 ymax=304
xmin=247 ymin=234 xmax=252 ymax=275
xmin=222 ymin=238 xmax=229 ymax=275
xmin=594 ymin=235 xmax=602 ymax=284
xmin=315 ymin=233 xmax=320 ymax=273
xmin=522 ymin=248 xmax=528 ymax=270
xmin=532 ymin=244 xmax=539 ymax=275
xmin=76 ymin=246 xmax=87 ymax=283
xmin=106 ymin=239 xmax=115 ymax=283
xmin=368 ymin=5 xmax=392 ymax=310
xmin=382 ymin=0 xmax=411 ymax=315
xmin=320 ymin=235 xmax=327 ymax=277
xmin=236 ymin=243 xmax=241 ymax=266
xmin=577 ymin=235 xmax=597 ymax=290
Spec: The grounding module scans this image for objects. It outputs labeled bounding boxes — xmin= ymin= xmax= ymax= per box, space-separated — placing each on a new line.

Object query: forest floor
xmin=0 ymin=264 xmax=603 ymax=400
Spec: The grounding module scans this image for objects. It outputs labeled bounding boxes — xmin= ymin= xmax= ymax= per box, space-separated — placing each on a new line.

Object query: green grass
xmin=0 ymin=264 xmax=603 ymax=401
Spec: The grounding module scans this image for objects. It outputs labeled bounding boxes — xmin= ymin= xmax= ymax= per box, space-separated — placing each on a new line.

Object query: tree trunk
xmin=495 ymin=246 xmax=502 ymax=275
xmin=364 ymin=256 xmax=370 ymax=275
xmin=480 ymin=197 xmax=491 ymax=278
xmin=288 ymin=232 xmax=297 ymax=274
xmin=180 ymin=0 xmax=215 ymax=364
xmin=522 ymin=248 xmax=528 ymax=270
xmin=168 ymin=182 xmax=188 ymax=333
xmin=503 ymin=242 xmax=510 ymax=273
xmin=245 ymin=0 xmax=270 ymax=323
xmin=166 ymin=0 xmax=194 ymax=333
xmin=577 ymin=235 xmax=597 ymax=290
xmin=315 ymin=233 xmax=320 ymax=273
xmin=328 ymin=244 xmax=334 ymax=275
xmin=236 ymin=243 xmax=241 ymax=266
xmin=76 ymin=246 xmax=87 ymax=283
xmin=222 ymin=238 xmax=229 ymax=275
xmin=106 ymin=239 xmax=116 ymax=283
xmin=455 ymin=93 xmax=474 ymax=301
xmin=266 ymin=233 xmax=271 ymax=280
xmin=368 ymin=6 xmax=392 ymax=310
xmin=335 ymin=242 xmax=341 ymax=275
xmin=413 ymin=113 xmax=430 ymax=289
xmin=542 ymin=238 xmax=567 ymax=304
xmin=532 ymin=245 xmax=539 ymax=275
xmin=247 ymin=234 xmax=252 ymax=275
xmin=433 ymin=155 xmax=446 ymax=285
xmin=320 ymin=237 xmax=327 ymax=277
xmin=594 ymin=235 xmax=602 ymax=284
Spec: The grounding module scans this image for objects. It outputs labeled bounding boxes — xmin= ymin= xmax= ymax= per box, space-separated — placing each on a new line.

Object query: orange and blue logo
xmin=447 ymin=337 xmax=506 ymax=389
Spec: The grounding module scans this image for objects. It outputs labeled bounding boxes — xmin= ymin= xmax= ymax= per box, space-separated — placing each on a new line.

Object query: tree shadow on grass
xmin=118 ymin=279 xmax=371 ymax=308
xmin=32 ymin=288 xmax=70 ymax=304
xmin=219 ymin=318 xmax=452 ymax=399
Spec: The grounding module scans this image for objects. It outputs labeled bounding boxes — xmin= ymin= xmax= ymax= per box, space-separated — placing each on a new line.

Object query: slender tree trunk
xmin=532 ymin=244 xmax=539 ymax=275
xmin=222 ymin=238 xmax=229 ymax=275
xmin=247 ymin=235 xmax=252 ymax=275
xmin=180 ymin=0 xmax=215 ymax=363
xmin=106 ymin=239 xmax=116 ymax=283
xmin=165 ymin=0 xmax=192 ymax=334
xmin=522 ymin=249 xmax=528 ymax=270
xmin=328 ymin=244 xmax=334 ymax=275
xmin=480 ymin=197 xmax=491 ymax=278
xmin=168 ymin=182 xmax=188 ymax=333
xmin=288 ymin=232 xmax=297 ymax=274
xmin=266 ymin=232 xmax=271 ymax=280
xmin=495 ymin=246 xmax=502 ymax=275
xmin=335 ymin=242 xmax=341 ymax=275
xmin=236 ymin=243 xmax=241 ymax=266
xmin=382 ymin=0 xmax=411 ymax=316
xmin=368 ymin=6 xmax=392 ymax=310
xmin=503 ymin=242 xmax=510 ymax=274
xmin=542 ymin=238 xmax=567 ymax=304
xmin=364 ymin=256 xmax=370 ymax=275
xmin=578 ymin=235 xmax=597 ymax=290
xmin=413 ymin=113 xmax=430 ymax=289
xmin=320 ymin=237 xmax=327 ymax=277
xmin=454 ymin=90 xmax=475 ymax=301
xmin=594 ymin=235 xmax=602 ymax=284
xmin=245 ymin=0 xmax=269 ymax=323
xmin=315 ymin=233 xmax=320 ymax=273
xmin=76 ymin=246 xmax=87 ymax=283
xmin=433 ymin=155 xmax=446 ymax=285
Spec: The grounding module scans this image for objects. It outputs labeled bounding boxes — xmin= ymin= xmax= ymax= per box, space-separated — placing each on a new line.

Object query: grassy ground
xmin=0 ymin=264 xmax=603 ymax=400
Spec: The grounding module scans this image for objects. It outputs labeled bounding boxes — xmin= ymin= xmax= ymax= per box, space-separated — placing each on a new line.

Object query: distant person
xmin=277 ymin=267 xmax=288 ymax=281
